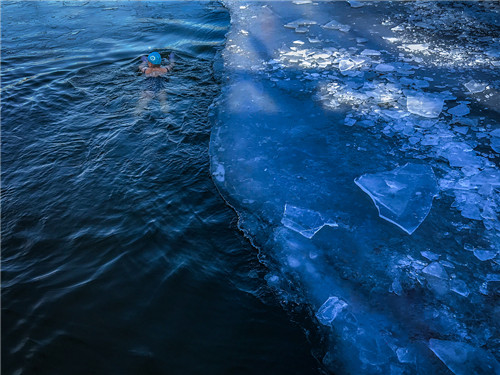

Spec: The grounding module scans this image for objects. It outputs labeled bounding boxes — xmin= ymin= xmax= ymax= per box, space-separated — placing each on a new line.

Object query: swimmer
xmin=135 ymin=51 xmax=175 ymax=114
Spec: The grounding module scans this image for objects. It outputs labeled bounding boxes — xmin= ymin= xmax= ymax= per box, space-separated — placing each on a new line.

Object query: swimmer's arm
xmin=138 ymin=61 xmax=148 ymax=73
xmin=163 ymin=52 xmax=175 ymax=72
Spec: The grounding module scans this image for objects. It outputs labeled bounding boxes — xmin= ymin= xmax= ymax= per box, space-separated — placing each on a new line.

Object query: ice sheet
xmin=211 ymin=1 xmax=500 ymax=373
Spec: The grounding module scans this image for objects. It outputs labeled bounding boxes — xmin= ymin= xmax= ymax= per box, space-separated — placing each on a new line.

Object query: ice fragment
xmin=316 ymin=296 xmax=348 ymax=325
xmin=422 ymin=262 xmax=448 ymax=279
xmin=450 ymin=279 xmax=470 ymax=297
xmin=429 ymin=339 xmax=500 ymax=375
xmin=375 ymin=63 xmax=395 ymax=72
xmin=282 ymin=204 xmax=338 ymax=239
xmin=448 ymin=104 xmax=470 ymax=117
xmin=464 ymin=80 xmax=487 ymax=94
xmin=354 ymin=163 xmax=438 ymax=235
xmin=322 ymin=20 xmax=350 ymax=32
xmin=407 ymin=94 xmax=444 ymax=118
xmin=473 ymin=249 xmax=497 ymax=261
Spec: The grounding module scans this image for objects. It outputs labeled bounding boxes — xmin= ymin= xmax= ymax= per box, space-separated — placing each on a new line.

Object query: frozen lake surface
xmin=210 ymin=1 xmax=500 ymax=374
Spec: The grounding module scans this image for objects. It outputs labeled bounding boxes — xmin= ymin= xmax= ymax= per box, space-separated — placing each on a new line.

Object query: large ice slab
xmin=429 ymin=339 xmax=500 ymax=375
xmin=355 ymin=164 xmax=438 ymax=234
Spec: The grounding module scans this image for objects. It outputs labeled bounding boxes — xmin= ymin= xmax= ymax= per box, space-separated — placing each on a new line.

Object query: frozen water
xmin=437 ymin=142 xmax=480 ymax=168
xmin=285 ymin=19 xmax=317 ymax=29
xmin=422 ymin=262 xmax=448 ymax=279
xmin=396 ymin=347 xmax=415 ymax=364
xmin=429 ymin=339 xmax=500 ymax=375
xmin=355 ymin=164 xmax=438 ymax=234
xmin=212 ymin=1 xmax=500 ymax=373
xmin=375 ymin=63 xmax=395 ymax=72
xmin=316 ymin=296 xmax=348 ymax=325
xmin=212 ymin=163 xmax=225 ymax=182
xmin=490 ymin=129 xmax=500 ymax=153
xmin=448 ymin=104 xmax=470 ymax=117
xmin=421 ymin=250 xmax=439 ymax=261
xmin=464 ymin=80 xmax=487 ymax=94
xmin=281 ymin=204 xmax=338 ymax=239
xmin=473 ymin=249 xmax=498 ymax=262
xmin=347 ymin=0 xmax=364 ymax=8
xmin=406 ymin=94 xmax=444 ymax=118
xmin=404 ymin=43 xmax=429 ymax=52
xmin=322 ymin=20 xmax=350 ymax=32
xmin=338 ymin=59 xmax=356 ymax=73
xmin=450 ymin=279 xmax=470 ymax=297
xmin=361 ymin=49 xmax=381 ymax=56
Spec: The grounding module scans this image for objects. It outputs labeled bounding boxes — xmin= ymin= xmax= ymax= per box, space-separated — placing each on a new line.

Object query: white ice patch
xmin=338 ymin=59 xmax=356 ymax=73
xmin=212 ymin=163 xmax=225 ymax=182
xmin=404 ymin=43 xmax=429 ymax=52
xmin=406 ymin=94 xmax=444 ymax=118
xmin=464 ymin=80 xmax=487 ymax=94
xmin=316 ymin=296 xmax=348 ymax=325
xmin=355 ymin=163 xmax=438 ymax=235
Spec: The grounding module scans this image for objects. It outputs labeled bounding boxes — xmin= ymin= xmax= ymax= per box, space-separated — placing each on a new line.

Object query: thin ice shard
xmin=282 ymin=204 xmax=338 ymax=239
xmin=355 ymin=164 xmax=438 ymax=235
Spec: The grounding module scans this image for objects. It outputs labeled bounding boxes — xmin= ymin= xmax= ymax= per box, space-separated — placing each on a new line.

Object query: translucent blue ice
xmin=354 ymin=164 xmax=438 ymax=235
xmin=429 ymin=339 xmax=500 ymax=375
xmin=211 ymin=1 xmax=500 ymax=373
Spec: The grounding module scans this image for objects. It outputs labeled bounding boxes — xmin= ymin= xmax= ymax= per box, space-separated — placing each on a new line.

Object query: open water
xmin=1 ymin=2 xmax=322 ymax=374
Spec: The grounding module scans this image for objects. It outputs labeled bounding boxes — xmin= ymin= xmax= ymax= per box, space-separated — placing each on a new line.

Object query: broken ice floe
xmin=473 ymin=249 xmax=498 ymax=262
xmin=429 ymin=339 xmax=500 ymax=375
xmin=361 ymin=49 xmax=381 ymax=56
xmin=284 ymin=19 xmax=317 ymax=33
xmin=490 ymin=128 xmax=500 ymax=153
xmin=422 ymin=262 xmax=448 ymax=280
xmin=406 ymin=94 xmax=444 ymax=118
xmin=464 ymin=80 xmax=487 ymax=94
xmin=281 ymin=204 xmax=338 ymax=239
xmin=404 ymin=43 xmax=429 ymax=52
xmin=447 ymin=104 xmax=470 ymax=117
xmin=355 ymin=163 xmax=438 ymax=235
xmin=375 ymin=63 xmax=395 ymax=72
xmin=450 ymin=279 xmax=470 ymax=297
xmin=347 ymin=0 xmax=363 ymax=8
xmin=322 ymin=20 xmax=350 ymax=33
xmin=316 ymin=296 xmax=348 ymax=325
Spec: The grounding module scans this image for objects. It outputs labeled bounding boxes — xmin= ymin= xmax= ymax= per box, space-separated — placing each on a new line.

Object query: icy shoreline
xmin=210 ymin=1 xmax=499 ymax=374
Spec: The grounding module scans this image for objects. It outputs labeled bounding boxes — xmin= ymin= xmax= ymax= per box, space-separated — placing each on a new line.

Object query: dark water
xmin=1 ymin=2 xmax=321 ymax=374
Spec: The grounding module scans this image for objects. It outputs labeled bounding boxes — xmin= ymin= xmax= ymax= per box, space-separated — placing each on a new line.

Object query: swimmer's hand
xmin=141 ymin=55 xmax=148 ymax=62
xmin=169 ymin=52 xmax=175 ymax=62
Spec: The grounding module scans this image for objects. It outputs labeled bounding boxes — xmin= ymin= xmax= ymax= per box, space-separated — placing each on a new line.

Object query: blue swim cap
xmin=148 ymin=52 xmax=161 ymax=65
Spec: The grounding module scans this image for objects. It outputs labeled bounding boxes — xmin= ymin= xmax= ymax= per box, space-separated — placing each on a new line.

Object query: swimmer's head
xmin=147 ymin=52 xmax=161 ymax=67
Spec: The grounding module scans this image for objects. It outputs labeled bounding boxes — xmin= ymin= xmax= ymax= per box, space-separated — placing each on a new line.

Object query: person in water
xmin=136 ymin=51 xmax=175 ymax=114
